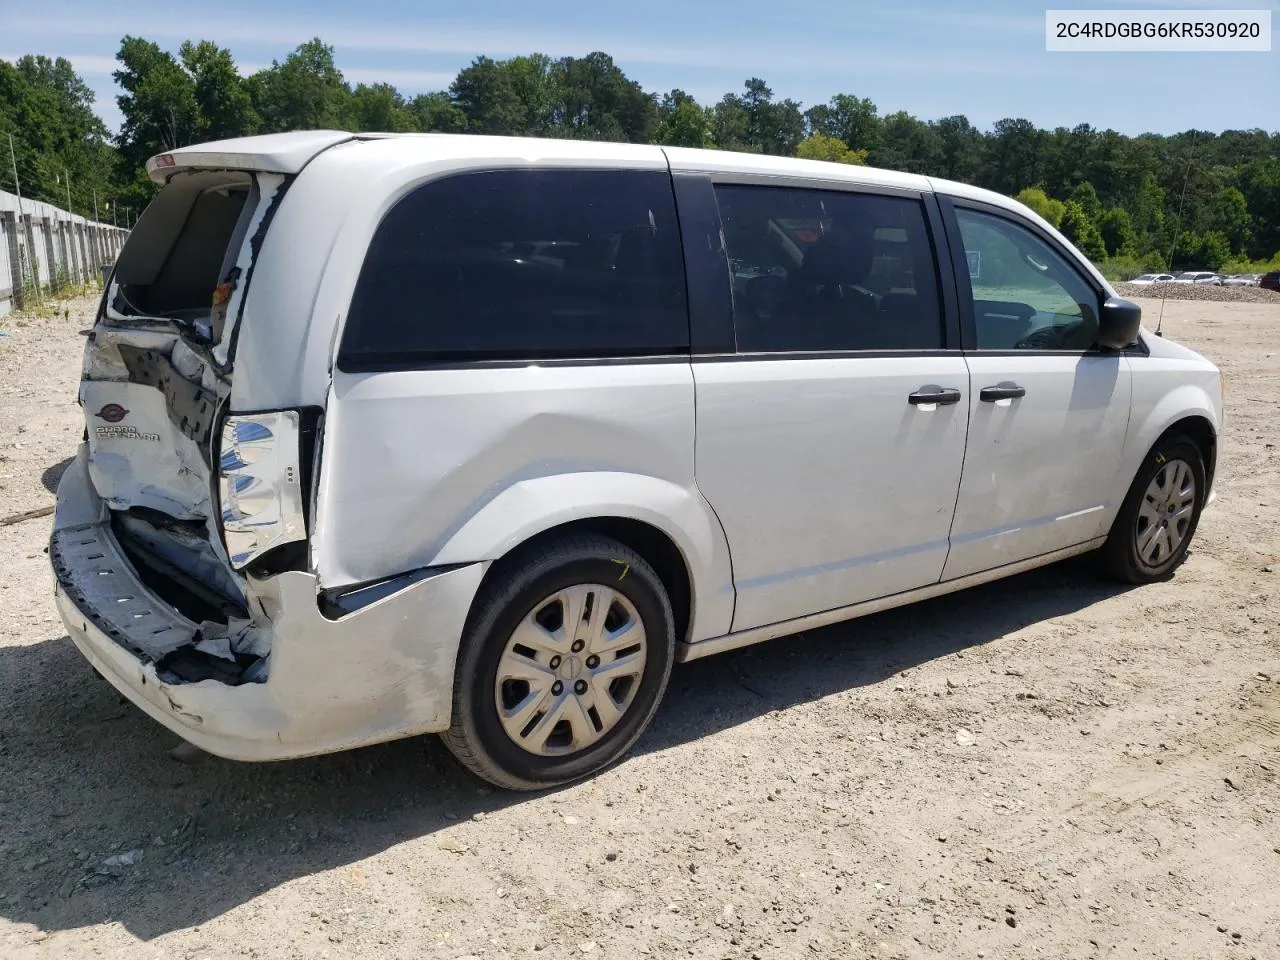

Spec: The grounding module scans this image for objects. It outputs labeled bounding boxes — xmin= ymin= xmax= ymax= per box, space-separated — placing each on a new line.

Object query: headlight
xmin=217 ymin=411 xmax=306 ymax=569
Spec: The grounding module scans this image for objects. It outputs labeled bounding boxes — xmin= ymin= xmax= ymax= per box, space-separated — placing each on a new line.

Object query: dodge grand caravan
xmin=52 ymin=131 xmax=1222 ymax=790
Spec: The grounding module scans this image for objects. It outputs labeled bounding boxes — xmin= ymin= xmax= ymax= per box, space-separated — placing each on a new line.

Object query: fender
xmin=1112 ymin=379 xmax=1221 ymax=510
xmin=427 ymin=471 xmax=735 ymax=642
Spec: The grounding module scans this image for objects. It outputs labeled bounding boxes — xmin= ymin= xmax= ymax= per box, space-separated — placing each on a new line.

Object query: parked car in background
xmin=51 ymin=132 xmax=1224 ymax=790
xmin=1129 ymin=273 xmax=1175 ymax=285
xmin=1172 ymin=271 xmax=1222 ymax=285
xmin=1221 ymin=274 xmax=1260 ymax=287
xmin=1261 ymin=271 xmax=1280 ymax=292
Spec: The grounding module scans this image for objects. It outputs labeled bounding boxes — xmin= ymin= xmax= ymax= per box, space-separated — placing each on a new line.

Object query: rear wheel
xmin=441 ymin=534 xmax=674 ymax=791
xmin=1099 ymin=435 xmax=1206 ymax=584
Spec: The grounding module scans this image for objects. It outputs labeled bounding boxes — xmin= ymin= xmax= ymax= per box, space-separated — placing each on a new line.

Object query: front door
xmin=691 ymin=181 xmax=970 ymax=631
xmin=941 ymin=203 xmax=1132 ymax=581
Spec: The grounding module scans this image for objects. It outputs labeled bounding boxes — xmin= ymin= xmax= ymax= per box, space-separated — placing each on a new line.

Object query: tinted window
xmin=955 ymin=208 xmax=1100 ymax=351
xmin=714 ymin=185 xmax=943 ymax=352
xmin=340 ymin=169 xmax=689 ymax=366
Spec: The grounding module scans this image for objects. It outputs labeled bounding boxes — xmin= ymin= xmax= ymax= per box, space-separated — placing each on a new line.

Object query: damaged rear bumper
xmin=51 ymin=444 xmax=487 ymax=761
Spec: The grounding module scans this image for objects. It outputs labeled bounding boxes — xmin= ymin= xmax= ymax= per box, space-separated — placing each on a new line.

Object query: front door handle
xmin=908 ymin=385 xmax=963 ymax=406
xmin=979 ymin=382 xmax=1026 ymax=402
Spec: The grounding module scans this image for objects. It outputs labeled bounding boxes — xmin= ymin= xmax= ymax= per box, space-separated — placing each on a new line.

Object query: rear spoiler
xmin=146 ymin=131 xmax=356 ymax=183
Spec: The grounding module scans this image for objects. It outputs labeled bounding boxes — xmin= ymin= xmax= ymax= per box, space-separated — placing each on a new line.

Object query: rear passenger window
xmin=340 ymin=169 xmax=689 ymax=367
xmin=714 ymin=185 xmax=943 ymax=353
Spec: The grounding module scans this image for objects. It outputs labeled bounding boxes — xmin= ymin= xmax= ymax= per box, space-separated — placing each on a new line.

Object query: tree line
xmin=3 ymin=36 xmax=1278 ymax=273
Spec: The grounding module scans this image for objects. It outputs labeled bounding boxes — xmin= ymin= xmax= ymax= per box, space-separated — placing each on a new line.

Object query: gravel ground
xmin=1 ymin=295 xmax=1278 ymax=959
xmin=1113 ymin=282 xmax=1280 ymax=305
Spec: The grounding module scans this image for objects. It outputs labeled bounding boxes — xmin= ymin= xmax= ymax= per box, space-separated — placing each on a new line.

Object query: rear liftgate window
xmin=338 ymin=169 xmax=690 ymax=368
xmin=109 ymin=170 xmax=258 ymax=335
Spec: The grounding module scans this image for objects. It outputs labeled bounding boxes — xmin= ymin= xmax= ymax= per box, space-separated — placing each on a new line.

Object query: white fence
xmin=0 ymin=189 xmax=130 ymax=316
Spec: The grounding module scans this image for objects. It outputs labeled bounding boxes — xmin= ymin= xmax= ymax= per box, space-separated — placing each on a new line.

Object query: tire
xmin=441 ymin=533 xmax=675 ymax=791
xmin=1099 ymin=435 xmax=1206 ymax=584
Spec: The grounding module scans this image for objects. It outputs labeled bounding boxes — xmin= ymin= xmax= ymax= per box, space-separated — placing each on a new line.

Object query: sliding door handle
xmin=979 ymin=382 xmax=1026 ymax=402
xmin=908 ymin=385 xmax=962 ymax=406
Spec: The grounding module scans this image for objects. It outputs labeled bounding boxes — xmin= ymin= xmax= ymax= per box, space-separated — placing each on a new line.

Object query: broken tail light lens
xmin=216 ymin=412 xmax=306 ymax=569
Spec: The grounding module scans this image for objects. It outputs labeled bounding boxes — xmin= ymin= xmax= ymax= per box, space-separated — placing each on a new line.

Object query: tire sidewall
xmin=1119 ymin=438 xmax=1206 ymax=579
xmin=453 ymin=549 xmax=674 ymax=788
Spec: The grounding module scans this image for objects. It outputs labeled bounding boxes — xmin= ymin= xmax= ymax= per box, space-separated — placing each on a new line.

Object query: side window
xmin=714 ymin=184 xmax=944 ymax=353
xmin=954 ymin=208 xmax=1100 ymax=351
xmin=340 ymin=169 xmax=689 ymax=366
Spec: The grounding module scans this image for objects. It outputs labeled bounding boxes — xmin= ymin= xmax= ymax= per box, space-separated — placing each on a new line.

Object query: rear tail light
xmin=216 ymin=412 xmax=306 ymax=569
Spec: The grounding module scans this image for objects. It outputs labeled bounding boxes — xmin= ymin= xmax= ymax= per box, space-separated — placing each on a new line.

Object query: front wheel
xmin=1099 ymin=435 xmax=1206 ymax=584
xmin=441 ymin=534 xmax=675 ymax=791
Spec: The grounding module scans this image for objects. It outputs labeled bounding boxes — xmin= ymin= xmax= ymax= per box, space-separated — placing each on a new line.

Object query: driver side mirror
xmin=1099 ymin=296 xmax=1141 ymax=350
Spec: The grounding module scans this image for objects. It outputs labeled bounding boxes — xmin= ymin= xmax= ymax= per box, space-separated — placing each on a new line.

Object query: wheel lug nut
xmin=574 ymin=680 xmax=588 ymax=695
xmin=586 ymin=655 xmax=600 ymax=669
xmin=571 ymin=640 xmax=585 ymax=653
xmin=552 ymin=681 xmax=563 ymax=695
xmin=549 ymin=656 xmax=561 ymax=669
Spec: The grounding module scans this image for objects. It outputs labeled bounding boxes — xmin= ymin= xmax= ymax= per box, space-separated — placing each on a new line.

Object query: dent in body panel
xmin=314 ymin=363 xmax=735 ymax=641
xmin=60 ymin=562 xmax=487 ymax=760
xmin=214 ymin=172 xmax=285 ymax=369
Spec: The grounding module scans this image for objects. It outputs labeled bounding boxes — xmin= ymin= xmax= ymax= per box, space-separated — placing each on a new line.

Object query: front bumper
xmin=51 ymin=445 xmax=487 ymax=761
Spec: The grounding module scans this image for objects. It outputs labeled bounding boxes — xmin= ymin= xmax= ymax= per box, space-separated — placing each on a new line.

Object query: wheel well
xmin=485 ymin=518 xmax=694 ymax=645
xmin=1159 ymin=416 xmax=1217 ymax=489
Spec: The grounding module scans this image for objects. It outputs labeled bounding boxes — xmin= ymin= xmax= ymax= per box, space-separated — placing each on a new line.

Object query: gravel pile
xmin=1113 ymin=281 xmax=1280 ymax=304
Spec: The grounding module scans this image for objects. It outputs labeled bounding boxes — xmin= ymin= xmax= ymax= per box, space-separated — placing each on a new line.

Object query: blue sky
xmin=2 ymin=0 xmax=1275 ymax=136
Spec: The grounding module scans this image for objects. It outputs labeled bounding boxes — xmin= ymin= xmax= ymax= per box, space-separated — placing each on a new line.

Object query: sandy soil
xmin=1 ymin=295 xmax=1277 ymax=960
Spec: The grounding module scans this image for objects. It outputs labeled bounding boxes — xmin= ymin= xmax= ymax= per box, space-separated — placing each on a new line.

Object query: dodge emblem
xmin=96 ymin=403 xmax=129 ymax=423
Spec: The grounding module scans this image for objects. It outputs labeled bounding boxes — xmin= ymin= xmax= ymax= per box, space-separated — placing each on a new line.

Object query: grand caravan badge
xmin=95 ymin=425 xmax=161 ymax=443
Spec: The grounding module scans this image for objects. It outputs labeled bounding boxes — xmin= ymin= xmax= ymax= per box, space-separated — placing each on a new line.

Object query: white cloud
xmin=10 ymin=16 xmax=1061 ymax=77
xmin=342 ymin=67 xmax=457 ymax=89
xmin=0 ymin=52 xmax=119 ymax=75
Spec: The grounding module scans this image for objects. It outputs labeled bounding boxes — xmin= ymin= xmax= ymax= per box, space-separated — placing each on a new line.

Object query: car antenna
xmin=1156 ymin=131 xmax=1198 ymax=339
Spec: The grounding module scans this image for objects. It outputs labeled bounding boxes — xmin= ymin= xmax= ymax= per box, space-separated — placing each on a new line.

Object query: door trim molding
xmin=677 ymin=536 xmax=1107 ymax=662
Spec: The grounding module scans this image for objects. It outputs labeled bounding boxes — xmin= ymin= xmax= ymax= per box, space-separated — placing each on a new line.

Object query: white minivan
xmin=52 ymin=132 xmax=1222 ymax=790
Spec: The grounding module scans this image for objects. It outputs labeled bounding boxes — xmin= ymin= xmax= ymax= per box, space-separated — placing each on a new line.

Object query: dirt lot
xmin=1 ymin=295 xmax=1278 ymax=960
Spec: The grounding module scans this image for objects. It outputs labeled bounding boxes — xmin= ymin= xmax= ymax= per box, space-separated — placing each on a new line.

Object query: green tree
xmin=1067 ymin=181 xmax=1102 ymax=223
xmin=1059 ymin=200 xmax=1107 ymax=261
xmin=930 ymin=114 xmax=982 ymax=183
xmin=113 ymin=36 xmax=198 ymax=165
xmin=1098 ymin=207 xmax=1137 ymax=256
xmin=549 ymin=52 xmax=656 ymax=142
xmin=983 ymin=118 xmax=1044 ymax=196
xmin=348 ymin=83 xmax=416 ymax=132
xmin=654 ymin=90 xmax=714 ymax=148
xmin=711 ymin=94 xmax=750 ymax=152
xmin=251 ymin=39 xmax=349 ymax=132
xmin=795 ymin=133 xmax=867 ymax=165
xmin=179 ymin=40 xmax=257 ymax=141
xmin=1207 ymin=186 xmax=1251 ymax=254
xmin=1132 ymin=172 xmax=1166 ymax=249
xmin=1239 ymin=158 xmax=1280 ymax=259
xmin=0 ymin=56 xmax=114 ymax=213
xmin=804 ymin=93 xmax=879 ymax=153
xmin=871 ymin=111 xmax=943 ymax=174
xmin=112 ymin=37 xmax=199 ymax=207
xmin=1174 ymin=230 xmax=1230 ymax=270
xmin=408 ymin=92 xmax=467 ymax=133
xmin=503 ymin=54 xmax=558 ymax=136
xmin=730 ymin=78 xmax=803 ymax=156
xmin=1014 ymin=187 xmax=1065 ymax=228
xmin=450 ymin=56 xmax=525 ymax=135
